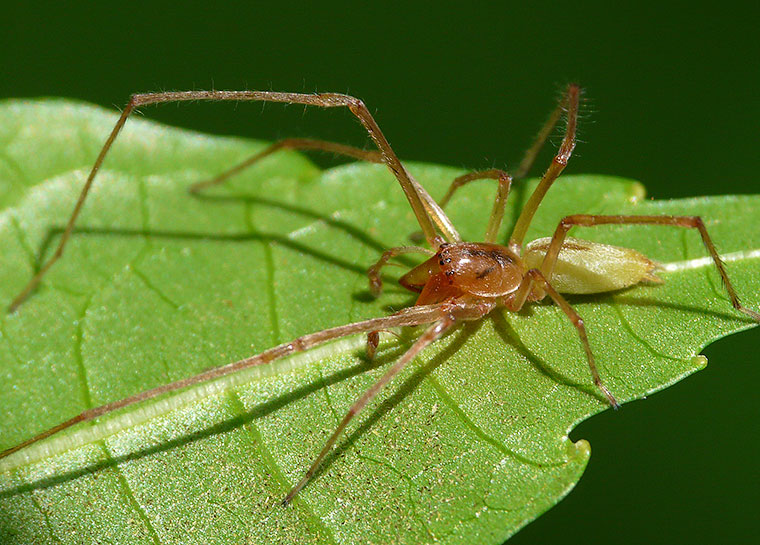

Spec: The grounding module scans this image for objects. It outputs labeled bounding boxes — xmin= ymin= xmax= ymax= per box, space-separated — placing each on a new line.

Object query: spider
xmin=2 ymin=84 xmax=758 ymax=505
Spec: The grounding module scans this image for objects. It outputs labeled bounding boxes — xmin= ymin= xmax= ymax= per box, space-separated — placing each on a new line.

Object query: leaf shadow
xmin=0 ymin=324 xmax=472 ymax=500
xmin=38 ymin=226 xmax=364 ymax=279
xmin=489 ymin=309 xmax=606 ymax=405
xmin=569 ymin=289 xmax=758 ymax=324
xmin=0 ymin=340 xmax=406 ymax=498
xmin=305 ymin=320 xmax=480 ymax=491
xmin=487 ymin=289 xmax=757 ymax=408
xmin=30 ymin=191 xmax=428 ymax=290
xmin=604 ymin=293 xmax=757 ymax=322
xmin=0 ymin=321 xmax=481 ymax=498
xmin=192 ymin=191 xmax=386 ymax=251
xmin=204 ymin=190 xmax=429 ymax=271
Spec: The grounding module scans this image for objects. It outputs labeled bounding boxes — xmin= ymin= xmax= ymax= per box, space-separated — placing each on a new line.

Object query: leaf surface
xmin=0 ymin=100 xmax=757 ymax=544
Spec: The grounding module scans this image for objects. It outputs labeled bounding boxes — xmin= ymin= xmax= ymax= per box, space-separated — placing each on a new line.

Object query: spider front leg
xmin=436 ymin=84 xmax=581 ymax=249
xmin=540 ymin=214 xmax=760 ymax=321
xmin=508 ymin=84 xmax=581 ymax=251
xmin=8 ymin=90 xmax=460 ymax=312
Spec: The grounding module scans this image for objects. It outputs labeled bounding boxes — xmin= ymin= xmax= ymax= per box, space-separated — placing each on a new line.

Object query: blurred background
xmin=3 ymin=2 xmax=758 ymax=542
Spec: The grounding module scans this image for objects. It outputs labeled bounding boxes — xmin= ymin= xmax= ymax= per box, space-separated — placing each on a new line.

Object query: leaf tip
xmin=692 ymin=355 xmax=708 ymax=370
xmin=567 ymin=438 xmax=591 ymax=461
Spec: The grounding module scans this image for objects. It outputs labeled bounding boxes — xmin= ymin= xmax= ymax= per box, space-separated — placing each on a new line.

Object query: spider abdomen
xmin=524 ymin=236 xmax=661 ymax=294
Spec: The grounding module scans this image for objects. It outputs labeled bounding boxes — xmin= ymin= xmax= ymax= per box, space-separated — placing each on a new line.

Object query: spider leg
xmin=188 ymin=138 xmax=383 ymax=193
xmin=507 ymin=269 xmax=619 ymax=408
xmin=435 ymin=83 xmax=583 ymax=240
xmin=0 ymin=304 xmax=449 ymax=461
xmin=8 ymin=90 xmax=461 ymax=312
xmin=282 ymin=314 xmax=458 ymax=505
xmin=513 ymin=86 xmax=578 ymax=180
xmin=437 ymin=169 xmax=514 ymax=243
xmin=540 ymin=214 xmax=760 ymax=321
xmin=435 ymin=84 xmax=580 ymax=244
xmin=365 ymin=245 xmax=438 ymax=357
xmin=509 ymin=84 xmax=581 ymax=251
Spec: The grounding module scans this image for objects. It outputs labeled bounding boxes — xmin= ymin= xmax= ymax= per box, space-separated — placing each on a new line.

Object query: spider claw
xmin=598 ymin=383 xmax=620 ymax=409
xmin=739 ymin=306 xmax=760 ymax=323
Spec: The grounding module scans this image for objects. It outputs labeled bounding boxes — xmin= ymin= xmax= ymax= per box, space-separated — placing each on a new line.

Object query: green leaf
xmin=0 ymin=100 xmax=757 ymax=544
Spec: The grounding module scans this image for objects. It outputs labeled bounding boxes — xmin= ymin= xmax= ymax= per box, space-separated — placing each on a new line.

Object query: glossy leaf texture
xmin=0 ymin=100 xmax=758 ymax=544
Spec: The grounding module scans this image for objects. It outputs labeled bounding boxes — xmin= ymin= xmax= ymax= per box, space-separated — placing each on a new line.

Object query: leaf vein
xmin=225 ymin=392 xmax=337 ymax=545
xmin=426 ymin=375 xmax=560 ymax=468
xmin=29 ymin=492 xmax=63 ymax=545
xmin=131 ymin=267 xmax=181 ymax=310
xmin=104 ymin=444 xmax=162 ymax=545
xmin=357 ymin=453 xmax=436 ymax=540
xmin=8 ymin=213 xmax=38 ymax=270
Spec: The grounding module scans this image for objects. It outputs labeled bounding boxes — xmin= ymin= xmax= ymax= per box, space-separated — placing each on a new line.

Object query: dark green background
xmin=3 ymin=2 xmax=758 ymax=543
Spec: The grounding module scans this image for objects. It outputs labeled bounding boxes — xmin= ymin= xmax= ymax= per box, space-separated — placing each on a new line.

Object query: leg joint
xmin=526 ymin=268 xmax=544 ymax=282
xmin=497 ymin=170 xmax=513 ymax=188
xmin=689 ymin=216 xmax=704 ymax=229
xmin=560 ymin=214 xmax=585 ymax=227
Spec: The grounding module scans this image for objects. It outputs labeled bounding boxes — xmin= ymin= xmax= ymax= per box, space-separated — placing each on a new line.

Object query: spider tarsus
xmin=282 ymin=486 xmax=301 ymax=507
xmin=187 ymin=182 xmax=205 ymax=194
xmin=8 ymin=286 xmax=33 ymax=314
xmin=598 ymin=382 xmax=620 ymax=409
xmin=739 ymin=306 xmax=760 ymax=322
